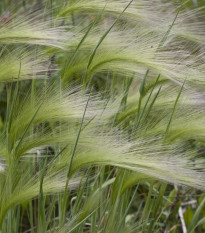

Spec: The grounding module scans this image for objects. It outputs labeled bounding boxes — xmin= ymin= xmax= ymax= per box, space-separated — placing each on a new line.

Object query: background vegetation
xmin=0 ymin=0 xmax=205 ymax=232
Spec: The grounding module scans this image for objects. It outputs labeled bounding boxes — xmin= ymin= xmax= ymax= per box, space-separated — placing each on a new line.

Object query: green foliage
xmin=0 ymin=0 xmax=204 ymax=232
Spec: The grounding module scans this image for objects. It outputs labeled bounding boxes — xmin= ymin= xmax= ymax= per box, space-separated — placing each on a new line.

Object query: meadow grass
xmin=0 ymin=0 xmax=204 ymax=232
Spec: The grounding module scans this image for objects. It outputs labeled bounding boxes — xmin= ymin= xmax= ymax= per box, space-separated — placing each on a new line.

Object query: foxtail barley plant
xmin=0 ymin=0 xmax=204 ymax=232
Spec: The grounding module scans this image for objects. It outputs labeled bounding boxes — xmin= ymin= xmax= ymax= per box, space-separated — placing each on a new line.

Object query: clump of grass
xmin=0 ymin=0 xmax=204 ymax=232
